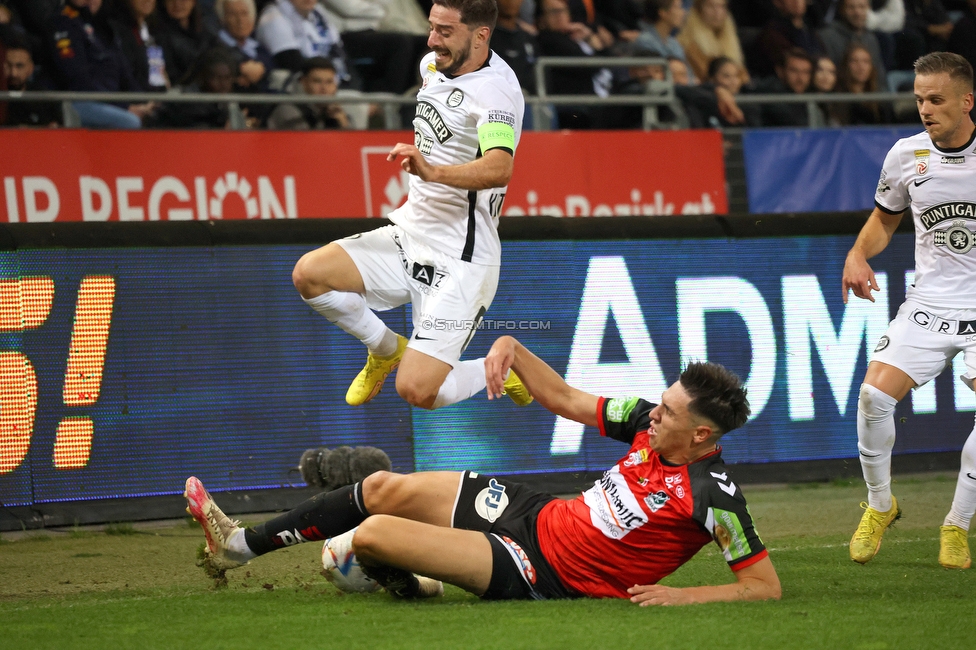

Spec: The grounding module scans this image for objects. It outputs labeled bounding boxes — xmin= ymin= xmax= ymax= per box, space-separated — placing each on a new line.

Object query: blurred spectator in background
xmin=677 ymin=0 xmax=749 ymax=83
xmin=494 ymin=0 xmax=538 ymax=95
xmin=151 ymin=46 xmax=238 ymax=126
xmin=198 ymin=0 xmax=221 ymax=31
xmin=947 ymin=0 xmax=976 ymax=75
xmin=753 ymin=0 xmax=825 ymax=78
xmin=108 ymin=0 xmax=169 ymax=91
xmin=156 ymin=0 xmax=218 ymax=85
xmin=635 ymin=0 xmax=690 ymax=66
xmin=729 ymin=0 xmax=778 ymax=29
xmin=48 ymin=0 xmax=153 ymax=128
xmin=748 ymin=46 xmax=813 ymax=125
xmin=898 ymin=0 xmax=952 ymax=69
xmin=2 ymin=34 xmax=60 ymax=126
xmin=215 ymin=0 xmax=273 ymax=91
xmin=266 ymin=55 xmax=349 ymax=128
xmin=536 ymin=0 xmax=612 ymax=128
xmin=819 ymin=0 xmax=886 ymax=82
xmin=834 ymin=41 xmax=891 ymax=123
xmin=811 ymin=53 xmax=841 ymax=123
xmin=319 ymin=0 xmax=427 ymax=94
xmin=865 ymin=0 xmax=904 ymax=72
xmin=701 ymin=53 xmax=761 ymax=124
xmin=256 ymin=0 xmax=357 ymax=89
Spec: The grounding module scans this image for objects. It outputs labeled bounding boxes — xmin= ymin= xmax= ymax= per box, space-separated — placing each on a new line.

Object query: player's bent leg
xmin=292 ymin=242 xmax=365 ymax=298
xmin=395 ymin=348 xmax=453 ymax=409
xmin=361 ymin=470 xmax=463 ymax=526
xmin=353 ymin=515 xmax=493 ymax=596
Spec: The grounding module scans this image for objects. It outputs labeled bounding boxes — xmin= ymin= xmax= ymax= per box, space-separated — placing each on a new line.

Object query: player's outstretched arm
xmin=485 ymin=335 xmax=599 ymax=427
xmin=388 ymin=144 xmax=514 ymax=190
xmin=842 ymin=207 xmax=904 ymax=304
xmin=626 ymin=556 xmax=781 ymax=606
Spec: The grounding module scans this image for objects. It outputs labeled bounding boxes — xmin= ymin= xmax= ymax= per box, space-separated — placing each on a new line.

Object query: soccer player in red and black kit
xmin=186 ymin=336 xmax=781 ymax=604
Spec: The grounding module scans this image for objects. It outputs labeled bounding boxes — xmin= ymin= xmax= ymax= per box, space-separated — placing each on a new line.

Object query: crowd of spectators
xmin=0 ymin=0 xmax=972 ymax=129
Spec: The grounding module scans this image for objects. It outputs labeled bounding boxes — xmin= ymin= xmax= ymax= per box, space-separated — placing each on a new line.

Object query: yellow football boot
xmin=939 ymin=525 xmax=971 ymax=569
xmin=850 ymin=496 xmax=901 ymax=564
xmin=346 ymin=335 xmax=407 ymax=406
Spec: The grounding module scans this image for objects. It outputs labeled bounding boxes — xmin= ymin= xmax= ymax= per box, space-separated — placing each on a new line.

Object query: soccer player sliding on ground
xmin=844 ymin=52 xmax=976 ymax=569
xmin=186 ymin=336 xmax=780 ymax=604
xmin=291 ymin=0 xmax=530 ymax=411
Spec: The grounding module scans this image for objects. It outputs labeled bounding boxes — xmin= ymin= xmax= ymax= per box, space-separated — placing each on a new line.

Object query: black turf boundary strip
xmin=0 ymin=212 xmax=913 ymax=249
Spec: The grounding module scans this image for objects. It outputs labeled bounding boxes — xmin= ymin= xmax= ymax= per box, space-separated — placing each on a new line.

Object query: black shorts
xmin=451 ymin=471 xmax=579 ymax=600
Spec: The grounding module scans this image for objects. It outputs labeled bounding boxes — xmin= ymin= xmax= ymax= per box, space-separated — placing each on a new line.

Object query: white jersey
xmin=875 ymin=128 xmax=976 ymax=309
xmin=387 ymin=50 xmax=524 ymax=266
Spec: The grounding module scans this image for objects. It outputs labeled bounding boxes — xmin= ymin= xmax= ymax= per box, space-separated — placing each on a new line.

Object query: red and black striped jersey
xmin=536 ymin=396 xmax=768 ymax=599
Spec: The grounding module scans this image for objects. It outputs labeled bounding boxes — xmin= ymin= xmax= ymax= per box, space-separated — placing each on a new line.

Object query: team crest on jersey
xmin=624 ymin=448 xmax=650 ymax=467
xmin=447 ymin=89 xmax=464 ymax=107
xmin=644 ymin=490 xmax=670 ymax=512
xmin=915 ymin=149 xmax=930 ymax=175
xmin=934 ymin=220 xmax=976 ymax=254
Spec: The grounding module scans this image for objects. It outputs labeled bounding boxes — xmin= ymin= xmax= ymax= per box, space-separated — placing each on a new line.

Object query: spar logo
xmin=2 ymin=173 xmax=297 ymax=222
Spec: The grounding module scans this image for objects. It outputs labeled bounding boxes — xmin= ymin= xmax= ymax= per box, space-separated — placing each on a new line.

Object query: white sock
xmin=304 ymin=291 xmax=397 ymax=355
xmin=857 ymin=383 xmax=899 ymax=512
xmin=432 ymin=359 xmax=487 ymax=409
xmin=944 ymin=425 xmax=976 ymax=531
xmin=227 ymin=527 xmax=257 ymax=563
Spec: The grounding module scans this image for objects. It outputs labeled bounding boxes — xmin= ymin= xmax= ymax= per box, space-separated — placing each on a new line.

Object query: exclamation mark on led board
xmin=54 ymin=276 xmax=116 ymax=469
xmin=0 ymin=277 xmax=54 ymax=474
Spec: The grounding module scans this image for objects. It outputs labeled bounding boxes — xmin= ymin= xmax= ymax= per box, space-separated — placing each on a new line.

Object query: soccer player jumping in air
xmin=186 ymin=336 xmax=781 ymax=604
xmin=843 ymin=52 xmax=976 ymax=569
xmin=291 ymin=0 xmax=530 ymax=411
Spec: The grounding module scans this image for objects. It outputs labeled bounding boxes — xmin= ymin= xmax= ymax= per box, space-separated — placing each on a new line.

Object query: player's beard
xmin=436 ymin=36 xmax=472 ymax=76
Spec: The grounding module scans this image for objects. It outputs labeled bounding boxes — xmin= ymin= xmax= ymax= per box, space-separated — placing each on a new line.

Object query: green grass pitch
xmin=2 ymin=474 xmax=973 ymax=650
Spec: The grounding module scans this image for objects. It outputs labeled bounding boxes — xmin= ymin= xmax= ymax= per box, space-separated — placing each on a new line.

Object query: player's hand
xmin=485 ymin=336 xmax=517 ymax=400
xmin=841 ymin=252 xmax=879 ymax=303
xmin=388 ymin=143 xmax=435 ymax=181
xmin=627 ymin=584 xmax=691 ymax=606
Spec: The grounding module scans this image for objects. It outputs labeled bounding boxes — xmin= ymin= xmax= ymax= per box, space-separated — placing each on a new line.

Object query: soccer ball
xmin=321 ymin=527 xmax=381 ymax=593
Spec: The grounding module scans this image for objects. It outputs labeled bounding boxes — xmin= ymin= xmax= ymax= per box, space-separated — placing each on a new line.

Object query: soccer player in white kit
xmin=843 ymin=52 xmax=976 ymax=569
xmin=291 ymin=0 xmax=531 ymax=410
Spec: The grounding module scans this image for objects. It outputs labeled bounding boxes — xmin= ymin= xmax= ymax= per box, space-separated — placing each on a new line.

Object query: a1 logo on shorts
xmin=475 ymin=478 xmax=509 ymax=523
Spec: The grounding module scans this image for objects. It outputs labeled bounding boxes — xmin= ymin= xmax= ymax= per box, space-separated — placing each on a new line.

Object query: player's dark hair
xmin=914 ymin=52 xmax=974 ymax=92
xmin=433 ymin=0 xmax=498 ymax=30
xmin=302 ymin=56 xmax=336 ymax=76
xmin=679 ymin=362 xmax=750 ymax=436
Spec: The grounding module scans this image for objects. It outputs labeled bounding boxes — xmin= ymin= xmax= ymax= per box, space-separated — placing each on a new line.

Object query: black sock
xmin=243 ymin=483 xmax=368 ymax=556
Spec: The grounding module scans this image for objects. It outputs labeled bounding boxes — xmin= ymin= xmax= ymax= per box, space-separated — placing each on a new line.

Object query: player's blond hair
xmin=914 ymin=52 xmax=974 ymax=92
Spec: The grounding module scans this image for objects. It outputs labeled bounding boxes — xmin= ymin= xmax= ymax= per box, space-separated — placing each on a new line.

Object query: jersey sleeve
xmin=596 ymin=397 xmax=654 ymax=444
xmin=697 ymin=468 xmax=768 ymax=571
xmin=471 ymin=78 xmax=521 ymax=156
xmin=874 ymin=142 xmax=910 ymax=215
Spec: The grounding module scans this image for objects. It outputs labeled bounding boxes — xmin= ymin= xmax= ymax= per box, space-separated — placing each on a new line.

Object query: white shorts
xmin=871 ymin=299 xmax=976 ymax=388
xmin=335 ymin=224 xmax=499 ymax=367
